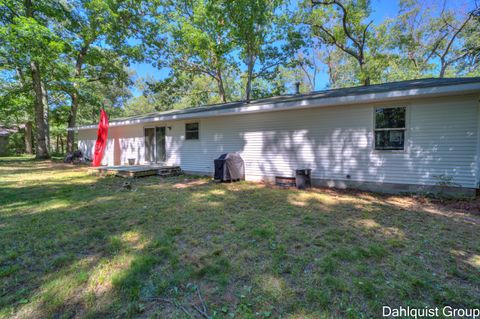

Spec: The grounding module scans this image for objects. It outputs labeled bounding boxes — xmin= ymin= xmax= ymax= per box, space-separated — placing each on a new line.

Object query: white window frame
xmin=144 ymin=125 xmax=167 ymax=163
xmin=185 ymin=122 xmax=199 ymax=140
xmin=373 ymin=106 xmax=408 ymax=152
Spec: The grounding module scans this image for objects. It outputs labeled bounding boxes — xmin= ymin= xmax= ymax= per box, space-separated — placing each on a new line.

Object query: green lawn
xmin=0 ymin=157 xmax=479 ymax=318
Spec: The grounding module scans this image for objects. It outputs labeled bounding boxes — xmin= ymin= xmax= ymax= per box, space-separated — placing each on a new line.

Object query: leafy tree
xmin=320 ymin=47 xmax=359 ymax=88
xmin=295 ymin=47 xmax=322 ymax=92
xmin=74 ymin=78 xmax=131 ymax=125
xmin=226 ymin=0 xmax=303 ymax=101
xmin=151 ymin=0 xmax=236 ymax=103
xmin=0 ymin=70 xmax=34 ymax=153
xmin=434 ymin=8 xmax=475 ymax=77
xmin=141 ymin=70 xmax=233 ymax=110
xmin=295 ymin=44 xmax=358 ymax=89
xmin=388 ymin=0 xmax=476 ymax=78
xmin=49 ymin=104 xmax=69 ymax=154
xmin=452 ymin=5 xmax=480 ymax=76
xmin=307 ymin=0 xmax=378 ymax=85
xmin=383 ymin=0 xmax=439 ymax=79
xmin=123 ymin=95 xmax=158 ymax=116
xmin=60 ymin=0 xmax=144 ymax=152
xmin=0 ymin=0 xmax=68 ymax=158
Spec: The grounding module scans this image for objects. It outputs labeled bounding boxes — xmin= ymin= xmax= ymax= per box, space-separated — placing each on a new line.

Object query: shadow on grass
xmin=0 ymin=161 xmax=479 ymax=318
xmin=0 ymin=156 xmax=37 ymax=163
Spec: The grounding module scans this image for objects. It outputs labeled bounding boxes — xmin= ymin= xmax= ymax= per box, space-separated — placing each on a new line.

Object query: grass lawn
xmin=0 ymin=157 xmax=479 ymax=318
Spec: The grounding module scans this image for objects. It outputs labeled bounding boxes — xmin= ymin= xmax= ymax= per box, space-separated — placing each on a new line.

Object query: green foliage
xmin=0 ymin=0 xmax=146 ymax=154
xmin=0 ymin=1 xmax=66 ymax=144
xmin=1 ymin=0 xmax=479 ymax=151
xmin=302 ymin=0 xmax=379 ymax=85
xmin=0 ymin=75 xmax=33 ymax=126
xmin=144 ymin=0 xmax=237 ymax=104
xmin=5 ymin=132 xmax=25 ymax=155
xmin=461 ymin=9 xmax=480 ymax=76
xmin=1 ymin=16 xmax=66 ymax=67
xmin=226 ymin=0 xmax=303 ymax=99
xmin=301 ymin=0 xmax=478 ymax=87
xmin=142 ymin=71 xmax=226 ymax=110
xmin=143 ymin=0 xmax=303 ymax=104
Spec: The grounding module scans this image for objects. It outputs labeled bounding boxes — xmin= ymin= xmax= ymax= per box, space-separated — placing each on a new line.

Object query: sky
xmin=127 ymin=0 xmax=470 ymax=97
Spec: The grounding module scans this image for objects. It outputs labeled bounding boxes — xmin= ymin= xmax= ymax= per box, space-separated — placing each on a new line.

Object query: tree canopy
xmin=0 ymin=0 xmax=478 ymax=156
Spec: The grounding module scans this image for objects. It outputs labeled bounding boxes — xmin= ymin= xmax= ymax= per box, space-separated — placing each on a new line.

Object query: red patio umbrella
xmin=92 ymin=109 xmax=109 ymax=167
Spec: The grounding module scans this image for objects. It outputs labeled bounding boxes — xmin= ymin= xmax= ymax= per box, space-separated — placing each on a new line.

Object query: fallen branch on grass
xmin=147 ymin=285 xmax=211 ymax=319
xmin=147 ymin=297 xmax=194 ymax=318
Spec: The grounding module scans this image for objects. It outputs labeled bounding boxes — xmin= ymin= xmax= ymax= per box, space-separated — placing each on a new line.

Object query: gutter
xmin=69 ymin=82 xmax=480 ymax=131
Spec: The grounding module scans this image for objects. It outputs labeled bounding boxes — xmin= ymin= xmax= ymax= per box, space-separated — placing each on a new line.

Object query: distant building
xmin=0 ymin=126 xmax=18 ymax=156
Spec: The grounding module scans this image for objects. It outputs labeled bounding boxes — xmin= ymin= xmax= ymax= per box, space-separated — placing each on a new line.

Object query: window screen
xmin=185 ymin=123 xmax=199 ymax=140
xmin=374 ymin=107 xmax=406 ymax=150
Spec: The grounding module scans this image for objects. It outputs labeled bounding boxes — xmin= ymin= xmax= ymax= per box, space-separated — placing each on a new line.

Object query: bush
xmin=0 ymin=132 xmax=25 ymax=156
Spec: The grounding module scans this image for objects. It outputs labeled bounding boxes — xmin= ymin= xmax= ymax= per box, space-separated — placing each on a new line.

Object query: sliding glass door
xmin=144 ymin=127 xmax=166 ymax=163
xmin=155 ymin=127 xmax=166 ymax=162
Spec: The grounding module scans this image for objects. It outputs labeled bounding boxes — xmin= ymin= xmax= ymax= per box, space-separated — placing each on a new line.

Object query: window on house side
xmin=185 ymin=122 xmax=199 ymax=140
xmin=374 ymin=107 xmax=406 ymax=150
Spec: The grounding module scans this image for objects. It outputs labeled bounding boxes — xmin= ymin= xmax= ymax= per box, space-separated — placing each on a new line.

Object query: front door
xmin=144 ymin=127 xmax=166 ymax=163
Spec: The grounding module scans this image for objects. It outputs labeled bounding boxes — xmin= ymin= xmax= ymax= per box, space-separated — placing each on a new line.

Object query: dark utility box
xmin=295 ymin=169 xmax=312 ymax=190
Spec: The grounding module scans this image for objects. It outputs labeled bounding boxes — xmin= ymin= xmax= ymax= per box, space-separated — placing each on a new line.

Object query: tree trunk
xmin=326 ymin=55 xmax=337 ymax=88
xmin=30 ymin=61 xmax=50 ymax=159
xmin=24 ymin=121 xmax=33 ymax=154
xmin=67 ymin=45 xmax=89 ymax=153
xmin=245 ymin=53 xmax=255 ymax=102
xmin=357 ymin=58 xmax=370 ymax=86
xmin=439 ymin=60 xmax=446 ymax=78
xmin=43 ymin=80 xmax=50 ymax=151
xmin=66 ymin=91 xmax=79 ymax=153
xmin=25 ymin=0 xmax=49 ymax=158
xmin=216 ymin=70 xmax=227 ymax=103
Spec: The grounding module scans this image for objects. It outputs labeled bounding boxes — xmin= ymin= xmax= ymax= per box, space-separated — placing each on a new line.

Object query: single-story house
xmin=72 ymin=78 xmax=480 ymax=196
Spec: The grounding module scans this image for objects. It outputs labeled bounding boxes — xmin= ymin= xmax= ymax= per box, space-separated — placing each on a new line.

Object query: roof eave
xmin=70 ymin=82 xmax=480 ymax=131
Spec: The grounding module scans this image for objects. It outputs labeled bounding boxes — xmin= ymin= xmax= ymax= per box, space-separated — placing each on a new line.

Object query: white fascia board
xmin=70 ymin=82 xmax=480 ymax=131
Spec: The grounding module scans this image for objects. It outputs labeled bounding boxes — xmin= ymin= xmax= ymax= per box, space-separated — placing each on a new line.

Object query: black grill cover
xmin=214 ymin=153 xmax=245 ymax=182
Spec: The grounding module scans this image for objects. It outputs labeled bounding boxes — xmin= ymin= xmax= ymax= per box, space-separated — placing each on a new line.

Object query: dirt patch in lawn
xmin=305 ymin=186 xmax=480 ymax=219
xmin=173 ymin=178 xmax=211 ymax=189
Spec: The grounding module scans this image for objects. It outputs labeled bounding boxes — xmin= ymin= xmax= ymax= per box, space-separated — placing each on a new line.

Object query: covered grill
xmin=214 ymin=153 xmax=245 ymax=182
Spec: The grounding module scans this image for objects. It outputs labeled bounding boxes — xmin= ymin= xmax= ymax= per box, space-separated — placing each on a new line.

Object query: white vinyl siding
xmin=78 ymin=125 xmax=146 ymax=166
xmin=477 ymin=101 xmax=480 ymax=187
xmin=77 ymin=130 xmax=96 ymax=162
xmin=78 ymin=95 xmax=480 ymax=188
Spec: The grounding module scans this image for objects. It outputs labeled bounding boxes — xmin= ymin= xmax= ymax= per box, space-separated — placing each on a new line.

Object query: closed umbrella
xmin=92 ymin=109 xmax=109 ymax=167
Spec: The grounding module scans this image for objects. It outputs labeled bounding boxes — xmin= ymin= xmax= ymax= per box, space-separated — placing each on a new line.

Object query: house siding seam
xmin=78 ymin=95 xmax=479 ymax=188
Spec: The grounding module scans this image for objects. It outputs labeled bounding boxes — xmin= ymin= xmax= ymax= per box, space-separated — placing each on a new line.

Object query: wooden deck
xmin=95 ymin=165 xmax=182 ymax=178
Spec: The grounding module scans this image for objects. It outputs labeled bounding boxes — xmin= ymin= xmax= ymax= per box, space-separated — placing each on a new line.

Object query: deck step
xmin=95 ymin=165 xmax=183 ymax=178
xmin=158 ymin=167 xmax=182 ymax=176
